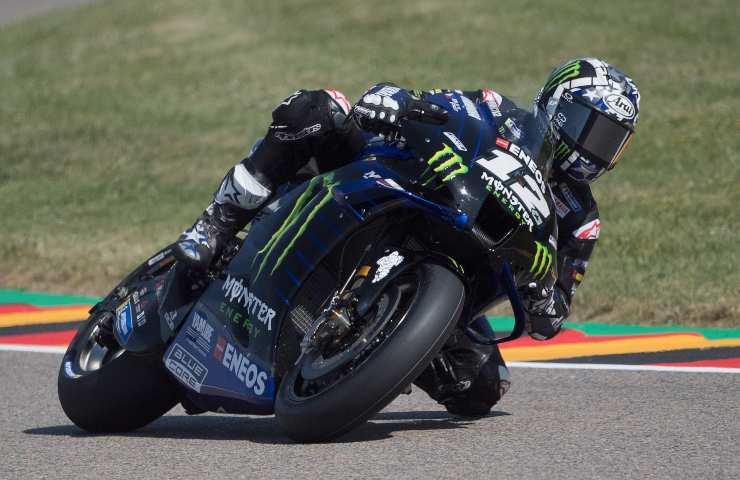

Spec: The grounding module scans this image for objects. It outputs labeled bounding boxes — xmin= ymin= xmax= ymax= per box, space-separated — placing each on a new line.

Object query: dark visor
xmin=555 ymin=96 xmax=633 ymax=169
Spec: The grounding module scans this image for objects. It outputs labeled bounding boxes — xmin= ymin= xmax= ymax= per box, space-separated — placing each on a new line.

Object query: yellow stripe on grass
xmin=0 ymin=308 xmax=91 ymax=328
xmin=501 ymin=334 xmax=740 ymax=362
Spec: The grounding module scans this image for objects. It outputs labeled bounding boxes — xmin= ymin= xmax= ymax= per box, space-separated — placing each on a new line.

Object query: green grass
xmin=0 ymin=0 xmax=738 ymax=327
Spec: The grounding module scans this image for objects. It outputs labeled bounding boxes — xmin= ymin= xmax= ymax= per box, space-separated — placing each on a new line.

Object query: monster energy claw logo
xmin=531 ymin=241 xmax=553 ymax=280
xmin=554 ymin=142 xmax=570 ymax=161
xmin=544 ymin=60 xmax=581 ymax=92
xmin=423 ymin=143 xmax=469 ymax=184
xmin=252 ymin=174 xmax=337 ymax=279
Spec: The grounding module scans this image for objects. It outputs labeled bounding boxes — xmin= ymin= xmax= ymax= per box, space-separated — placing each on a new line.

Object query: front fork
xmin=463 ymin=260 xmax=528 ymax=346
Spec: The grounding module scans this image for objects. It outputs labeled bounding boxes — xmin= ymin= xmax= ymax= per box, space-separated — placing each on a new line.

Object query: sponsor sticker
xmin=476 ymin=143 xmax=551 ymax=229
xmin=559 ymin=184 xmax=582 ymax=212
xmin=273 ymin=123 xmax=321 ymax=142
xmin=573 ymin=218 xmax=601 ymax=240
xmin=215 ymin=339 xmax=269 ymax=397
xmin=448 ymin=96 xmax=461 ymax=112
xmin=482 ymin=89 xmax=503 ymax=117
xmin=222 ymin=275 xmax=276 ymax=331
xmin=443 ymin=131 xmax=467 ymax=152
xmin=186 ymin=310 xmax=215 ymax=355
xmin=165 ymin=343 xmax=208 ymax=392
xmin=362 ymin=170 xmax=382 ymax=179
xmin=553 ymin=194 xmax=571 ymax=218
xmin=136 ymin=307 xmax=146 ymax=327
xmin=495 ymin=137 xmax=510 ymax=149
xmin=147 ymin=251 xmax=167 ymax=266
xmin=461 ymin=96 xmax=481 ymax=121
xmin=481 ymin=88 xmax=503 ymax=106
xmin=604 ymin=94 xmax=636 ymax=119
xmin=372 ymin=251 xmax=405 ymax=283
xmin=115 ymin=301 xmax=133 ymax=344
xmin=213 ymin=335 xmax=227 ymax=362
xmin=163 ymin=310 xmax=177 ymax=331
xmin=505 ymin=117 xmax=522 ymax=139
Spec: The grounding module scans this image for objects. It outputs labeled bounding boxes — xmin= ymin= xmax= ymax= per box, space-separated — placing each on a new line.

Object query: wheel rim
xmin=68 ymin=316 xmax=126 ymax=375
xmin=291 ymin=271 xmax=421 ymax=399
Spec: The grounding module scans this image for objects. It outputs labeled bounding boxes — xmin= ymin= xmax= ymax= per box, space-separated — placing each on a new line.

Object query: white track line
xmin=508 ymin=361 xmax=740 ymax=374
xmin=0 ymin=344 xmax=66 ymax=354
xmin=1 ymin=344 xmax=738 ymax=374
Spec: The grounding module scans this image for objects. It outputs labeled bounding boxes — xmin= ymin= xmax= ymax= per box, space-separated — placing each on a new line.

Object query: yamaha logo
xmin=604 ymin=94 xmax=635 ymax=119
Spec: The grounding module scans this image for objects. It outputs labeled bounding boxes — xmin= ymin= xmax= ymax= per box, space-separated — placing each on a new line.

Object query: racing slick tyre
xmin=58 ymin=247 xmax=178 ymax=433
xmin=275 ymin=263 xmax=465 ymax=442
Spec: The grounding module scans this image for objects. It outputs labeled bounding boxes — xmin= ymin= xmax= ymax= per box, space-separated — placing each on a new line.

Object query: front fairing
xmin=392 ymin=91 xmax=557 ymax=250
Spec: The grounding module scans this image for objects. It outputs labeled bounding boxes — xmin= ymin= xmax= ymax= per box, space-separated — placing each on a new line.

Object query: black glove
xmin=352 ymin=84 xmax=447 ymax=136
xmin=521 ymin=283 xmax=570 ymax=340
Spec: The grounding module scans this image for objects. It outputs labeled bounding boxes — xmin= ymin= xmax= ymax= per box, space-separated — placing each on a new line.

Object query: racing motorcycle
xmin=58 ymin=91 xmax=557 ymax=442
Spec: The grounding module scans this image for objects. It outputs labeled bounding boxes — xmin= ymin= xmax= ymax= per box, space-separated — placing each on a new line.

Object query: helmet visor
xmin=555 ymin=95 xmax=634 ymax=170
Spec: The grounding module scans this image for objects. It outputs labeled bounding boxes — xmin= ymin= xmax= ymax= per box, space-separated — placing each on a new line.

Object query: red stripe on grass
xmin=0 ymin=304 xmax=91 ymax=315
xmin=0 ymin=330 xmax=76 ymax=346
xmin=654 ymin=358 xmax=740 ymax=369
xmin=0 ymin=304 xmax=42 ymax=313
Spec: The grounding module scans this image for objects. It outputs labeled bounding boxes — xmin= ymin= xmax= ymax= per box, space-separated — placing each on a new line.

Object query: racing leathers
xmin=174 ymin=86 xmax=600 ymax=416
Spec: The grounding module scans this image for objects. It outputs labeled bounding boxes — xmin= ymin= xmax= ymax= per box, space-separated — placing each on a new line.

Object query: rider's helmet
xmin=535 ymin=58 xmax=640 ymax=183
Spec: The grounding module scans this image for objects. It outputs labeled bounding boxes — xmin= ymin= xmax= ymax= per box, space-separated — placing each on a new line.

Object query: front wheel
xmin=275 ymin=263 xmax=465 ymax=442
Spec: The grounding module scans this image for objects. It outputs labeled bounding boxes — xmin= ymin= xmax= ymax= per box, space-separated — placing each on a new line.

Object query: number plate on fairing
xmin=475 ymin=137 xmax=551 ymax=229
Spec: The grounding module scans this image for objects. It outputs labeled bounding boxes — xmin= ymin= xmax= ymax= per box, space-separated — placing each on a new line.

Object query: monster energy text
xmin=218 ymin=301 xmax=256 ymax=336
xmin=222 ymin=274 xmax=276 ymax=331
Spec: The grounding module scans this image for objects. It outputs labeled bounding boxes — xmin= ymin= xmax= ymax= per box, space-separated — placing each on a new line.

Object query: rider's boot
xmin=414 ymin=317 xmax=511 ymax=417
xmin=174 ymin=163 xmax=272 ymax=271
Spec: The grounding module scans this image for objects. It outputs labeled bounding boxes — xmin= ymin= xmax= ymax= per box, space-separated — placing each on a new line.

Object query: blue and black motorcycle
xmin=58 ymin=92 xmax=557 ymax=442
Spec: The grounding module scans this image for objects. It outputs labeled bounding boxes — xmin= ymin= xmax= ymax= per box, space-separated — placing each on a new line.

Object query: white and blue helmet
xmin=535 ymin=58 xmax=641 ymax=183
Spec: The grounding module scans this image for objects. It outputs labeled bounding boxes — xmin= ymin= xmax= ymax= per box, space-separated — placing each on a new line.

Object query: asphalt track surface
xmin=2 ymin=350 xmax=738 ymax=480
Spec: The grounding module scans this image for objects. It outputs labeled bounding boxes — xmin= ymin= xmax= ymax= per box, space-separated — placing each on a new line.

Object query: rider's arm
xmin=523 ymin=180 xmax=599 ymax=340
xmin=245 ymin=89 xmax=365 ymax=189
xmin=550 ymin=179 xmax=600 ymax=304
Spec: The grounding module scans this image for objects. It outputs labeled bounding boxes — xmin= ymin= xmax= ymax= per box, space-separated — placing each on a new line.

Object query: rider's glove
xmin=521 ymin=283 xmax=570 ymax=340
xmin=352 ymin=83 xmax=447 ymax=136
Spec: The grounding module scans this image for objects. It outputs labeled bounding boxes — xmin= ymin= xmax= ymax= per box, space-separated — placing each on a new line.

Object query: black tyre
xmin=58 ymin=248 xmax=178 ymax=433
xmin=275 ymin=263 xmax=465 ymax=442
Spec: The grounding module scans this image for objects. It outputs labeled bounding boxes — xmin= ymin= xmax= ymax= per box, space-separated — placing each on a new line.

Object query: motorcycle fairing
xmin=163 ymin=300 xmax=275 ymax=414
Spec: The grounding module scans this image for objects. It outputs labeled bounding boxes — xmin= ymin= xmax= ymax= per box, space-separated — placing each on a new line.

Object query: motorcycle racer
xmin=172 ymin=57 xmax=640 ymax=416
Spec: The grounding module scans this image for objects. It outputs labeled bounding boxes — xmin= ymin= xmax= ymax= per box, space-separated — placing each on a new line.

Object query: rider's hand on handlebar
xmin=351 ymin=83 xmax=448 ymax=136
xmin=521 ymin=283 xmax=570 ymax=341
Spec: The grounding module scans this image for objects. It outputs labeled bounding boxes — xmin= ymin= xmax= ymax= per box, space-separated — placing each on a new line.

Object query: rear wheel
xmin=275 ymin=263 xmax=465 ymax=442
xmin=57 ymin=247 xmax=178 ymax=433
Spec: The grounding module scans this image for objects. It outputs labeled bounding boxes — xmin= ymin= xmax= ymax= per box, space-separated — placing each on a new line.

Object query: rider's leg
xmin=414 ymin=317 xmax=511 ymax=417
xmin=174 ymin=89 xmax=355 ymax=270
xmin=173 ymin=160 xmax=273 ymax=270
